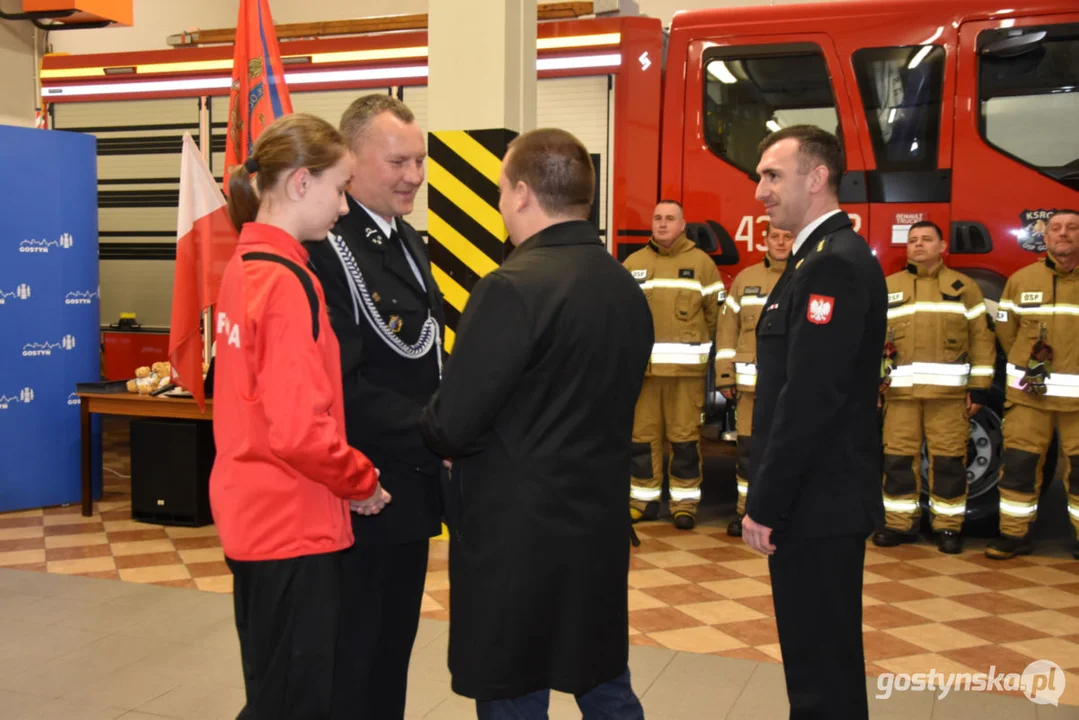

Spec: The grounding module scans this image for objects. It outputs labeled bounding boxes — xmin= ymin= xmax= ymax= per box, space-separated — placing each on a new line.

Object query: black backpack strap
xmin=241 ymin=252 xmax=320 ymax=341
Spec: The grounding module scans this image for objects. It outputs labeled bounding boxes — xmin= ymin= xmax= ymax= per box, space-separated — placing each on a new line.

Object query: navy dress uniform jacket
xmin=305 ymin=196 xmax=445 ymax=545
xmin=747 ymin=211 xmax=887 ymax=540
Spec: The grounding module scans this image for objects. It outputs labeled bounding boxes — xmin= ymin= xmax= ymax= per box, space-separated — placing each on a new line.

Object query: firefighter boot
xmin=986 ymin=535 xmax=1033 ymax=560
xmin=673 ymin=513 xmax=695 ymax=530
xmin=666 ymin=377 xmax=706 ymax=524
xmin=937 ymin=530 xmax=962 ymax=555
xmin=631 ymin=502 xmax=659 ymax=524
xmin=872 ymin=528 xmax=918 ymax=547
xmin=630 ymin=378 xmax=664 ymax=519
xmin=881 ymin=399 xmax=924 ymax=537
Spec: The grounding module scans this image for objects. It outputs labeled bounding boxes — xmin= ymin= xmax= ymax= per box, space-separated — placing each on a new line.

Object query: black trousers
xmin=227 ymin=550 xmax=343 ymax=720
xmin=331 ymin=538 xmax=430 ymax=720
xmin=769 ymin=535 xmax=869 ymax=720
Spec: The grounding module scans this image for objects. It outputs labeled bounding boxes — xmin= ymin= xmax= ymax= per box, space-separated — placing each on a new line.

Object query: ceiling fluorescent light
xmin=285 ymin=65 xmax=429 ymax=85
xmin=44 ymin=76 xmax=232 ymax=97
xmin=44 ymin=53 xmax=623 ymax=97
xmin=538 ymin=33 xmax=621 ymax=50
xmin=537 ymin=53 xmax=621 ymax=71
xmin=707 ymin=61 xmax=737 ymax=84
xmin=908 ymin=45 xmax=933 ymax=69
xmin=311 ymin=46 xmax=429 ymax=64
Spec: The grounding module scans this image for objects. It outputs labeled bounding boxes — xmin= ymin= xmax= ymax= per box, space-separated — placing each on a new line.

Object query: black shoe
xmin=872 ymin=528 xmax=917 ymax=548
xmin=985 ymin=535 xmax=1033 ymax=560
xmin=937 ymin=530 xmax=962 ymax=555
xmin=1074 ymin=540 xmax=1079 ymax=561
xmin=727 ymin=515 xmax=743 ymax=538
xmin=673 ymin=512 xmax=696 ymax=530
xmin=630 ymin=501 xmax=660 ymax=524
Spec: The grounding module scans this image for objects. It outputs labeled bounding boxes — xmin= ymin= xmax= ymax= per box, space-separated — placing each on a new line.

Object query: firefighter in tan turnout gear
xmin=714 ymin=224 xmax=794 ymax=538
xmin=625 ymin=200 xmax=725 ymax=529
xmin=873 ymin=221 xmax=996 ymax=555
xmin=987 ymin=210 xmax=1079 ymax=560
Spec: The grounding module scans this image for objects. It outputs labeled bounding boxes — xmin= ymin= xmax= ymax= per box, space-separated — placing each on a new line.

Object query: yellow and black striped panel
xmin=427 ymin=128 xmax=517 ymax=352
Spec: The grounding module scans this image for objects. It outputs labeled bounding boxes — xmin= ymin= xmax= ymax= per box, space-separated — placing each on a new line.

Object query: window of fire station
xmin=852 ymin=46 xmax=945 ymax=172
xmin=702 ymin=51 xmax=839 ymax=175
xmin=979 ymin=23 xmax=1079 ymax=191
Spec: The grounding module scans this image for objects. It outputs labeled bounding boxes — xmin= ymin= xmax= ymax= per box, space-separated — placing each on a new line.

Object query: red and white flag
xmin=168 ymin=133 xmax=239 ymax=411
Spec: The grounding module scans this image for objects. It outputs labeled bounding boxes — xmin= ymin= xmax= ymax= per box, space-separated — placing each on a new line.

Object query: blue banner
xmin=0 ymin=126 xmax=102 ymax=512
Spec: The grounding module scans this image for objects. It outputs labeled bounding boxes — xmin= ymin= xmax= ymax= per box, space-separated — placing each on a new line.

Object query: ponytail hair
xmin=226 ymin=113 xmax=349 ymax=232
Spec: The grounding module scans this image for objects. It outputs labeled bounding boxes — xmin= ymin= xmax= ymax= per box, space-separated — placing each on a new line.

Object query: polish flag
xmin=168 ymin=133 xmax=239 ymax=411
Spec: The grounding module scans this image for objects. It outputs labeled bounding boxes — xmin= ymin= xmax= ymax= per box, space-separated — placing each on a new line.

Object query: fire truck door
xmin=951 ymin=14 xmax=1079 ymax=297
xmin=848 ymin=39 xmax=953 ymax=278
xmin=683 ymin=34 xmax=868 ymax=270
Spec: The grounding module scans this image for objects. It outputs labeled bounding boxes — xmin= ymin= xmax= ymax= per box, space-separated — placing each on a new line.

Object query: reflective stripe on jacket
xmin=996 ymin=255 xmax=1079 ymax=410
xmin=715 ymin=255 xmax=787 ymax=391
xmin=883 ymin=263 xmax=995 ymax=400
xmin=624 ymin=233 xmax=725 ymax=377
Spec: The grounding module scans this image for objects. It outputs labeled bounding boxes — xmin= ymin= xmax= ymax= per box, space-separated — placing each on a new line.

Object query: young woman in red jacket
xmin=213 ymin=112 xmax=390 ymax=719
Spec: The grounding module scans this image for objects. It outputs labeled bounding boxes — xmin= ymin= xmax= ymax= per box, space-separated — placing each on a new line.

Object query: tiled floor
xmin=2 ymin=418 xmax=1079 ymax=715
xmin=0 ymin=422 xmax=228 ymax=593
xmin=1 ymin=569 xmax=1077 ymax=719
xmin=2 ymin=568 xmax=1078 ymax=719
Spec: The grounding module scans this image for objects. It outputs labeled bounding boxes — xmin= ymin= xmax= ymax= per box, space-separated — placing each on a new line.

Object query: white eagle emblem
xmin=807 ymin=294 xmax=834 ymax=325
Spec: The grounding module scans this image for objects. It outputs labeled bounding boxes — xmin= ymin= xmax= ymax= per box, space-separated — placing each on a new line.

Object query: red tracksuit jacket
xmin=209 ymin=222 xmax=378 ymax=561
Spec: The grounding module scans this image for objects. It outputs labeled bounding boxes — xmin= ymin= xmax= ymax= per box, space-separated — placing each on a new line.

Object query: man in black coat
xmin=420 ymin=128 xmax=653 ymax=719
xmin=305 ymin=94 xmax=444 ymax=720
xmin=741 ymin=125 xmax=886 ymax=720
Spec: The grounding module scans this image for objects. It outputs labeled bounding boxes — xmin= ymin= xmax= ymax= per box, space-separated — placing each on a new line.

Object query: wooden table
xmin=78 ymin=392 xmax=213 ymax=517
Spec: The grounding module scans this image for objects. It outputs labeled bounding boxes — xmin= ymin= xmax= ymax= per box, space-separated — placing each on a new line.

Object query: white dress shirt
xmin=357 ymin=201 xmax=398 ymax=238
xmin=791 ymin=208 xmax=843 ymax=257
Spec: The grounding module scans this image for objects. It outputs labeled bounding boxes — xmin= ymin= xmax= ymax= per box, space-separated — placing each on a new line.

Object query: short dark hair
xmin=504 ymin=128 xmax=595 ymax=219
xmin=654 ymin=199 xmax=684 ymax=218
xmin=1049 ymin=209 xmax=1079 ymax=223
xmin=909 ymin=220 xmax=944 ymax=241
xmin=758 ymin=124 xmax=844 ymax=195
xmin=340 ymin=93 xmax=415 ymax=148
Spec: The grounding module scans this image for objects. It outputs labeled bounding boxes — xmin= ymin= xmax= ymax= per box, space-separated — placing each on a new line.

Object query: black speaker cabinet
xmin=130 ymin=418 xmax=215 ymax=526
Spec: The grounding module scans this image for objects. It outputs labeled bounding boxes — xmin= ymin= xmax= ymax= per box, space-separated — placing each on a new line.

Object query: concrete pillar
xmin=426 ymin=0 xmax=536 ymax=350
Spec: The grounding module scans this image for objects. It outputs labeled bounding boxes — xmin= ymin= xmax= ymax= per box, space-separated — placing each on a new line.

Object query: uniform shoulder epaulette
xmin=795 ymin=234 xmax=832 ymax=270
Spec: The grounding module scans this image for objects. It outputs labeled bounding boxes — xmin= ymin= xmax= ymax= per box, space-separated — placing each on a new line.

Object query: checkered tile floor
xmin=2 ymin=419 xmax=1079 ymax=706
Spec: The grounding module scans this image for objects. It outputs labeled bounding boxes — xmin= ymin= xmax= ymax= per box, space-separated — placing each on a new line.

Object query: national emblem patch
xmin=807 ymin=294 xmax=834 ymax=325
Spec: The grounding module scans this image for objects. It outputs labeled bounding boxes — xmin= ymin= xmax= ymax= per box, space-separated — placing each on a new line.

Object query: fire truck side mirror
xmin=685 ymin=221 xmax=741 ymax=265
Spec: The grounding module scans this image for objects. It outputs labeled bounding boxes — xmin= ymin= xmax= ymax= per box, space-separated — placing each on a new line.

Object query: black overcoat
xmin=421 ymin=220 xmax=654 ymax=700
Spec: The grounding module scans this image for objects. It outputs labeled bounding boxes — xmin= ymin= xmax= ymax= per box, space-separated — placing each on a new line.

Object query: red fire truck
xmin=42 ymin=0 xmax=1078 ymax=522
